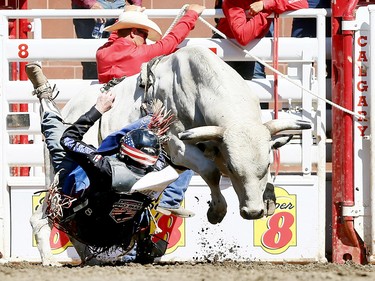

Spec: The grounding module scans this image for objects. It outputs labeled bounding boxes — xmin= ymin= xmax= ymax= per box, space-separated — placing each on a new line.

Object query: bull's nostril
xmin=258 ymin=209 xmax=264 ymax=218
xmin=240 ymin=208 xmax=264 ymax=220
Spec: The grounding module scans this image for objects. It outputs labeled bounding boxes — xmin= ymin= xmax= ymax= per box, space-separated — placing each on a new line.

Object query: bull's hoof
xmin=264 ymin=199 xmax=276 ymax=216
xmin=263 ymin=182 xmax=276 ymax=217
xmin=207 ymin=206 xmax=226 ymax=224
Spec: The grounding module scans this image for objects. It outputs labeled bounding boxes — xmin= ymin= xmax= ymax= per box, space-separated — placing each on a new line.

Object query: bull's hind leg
xmin=167 ymin=136 xmax=227 ymax=224
xmin=29 ymin=197 xmax=62 ymax=266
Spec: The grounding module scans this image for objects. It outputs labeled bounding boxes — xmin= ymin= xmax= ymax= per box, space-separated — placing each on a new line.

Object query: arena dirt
xmin=1 ymin=261 xmax=375 ymax=281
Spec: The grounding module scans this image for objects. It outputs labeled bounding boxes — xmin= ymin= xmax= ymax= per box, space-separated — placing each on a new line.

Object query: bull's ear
xmin=270 ymin=134 xmax=293 ymax=149
xmin=197 ymin=142 xmax=219 ymax=160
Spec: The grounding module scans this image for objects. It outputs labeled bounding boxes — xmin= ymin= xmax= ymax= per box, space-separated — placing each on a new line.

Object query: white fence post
xmin=0 ymin=14 xmax=11 ymax=260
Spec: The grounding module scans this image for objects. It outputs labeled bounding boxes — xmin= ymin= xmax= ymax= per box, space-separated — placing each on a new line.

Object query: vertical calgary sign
xmin=353 ymin=12 xmax=371 ymax=226
xmin=354 ymin=30 xmax=370 ymax=139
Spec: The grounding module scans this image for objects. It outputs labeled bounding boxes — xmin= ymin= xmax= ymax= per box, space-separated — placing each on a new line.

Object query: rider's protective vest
xmin=106 ymin=157 xmax=142 ymax=194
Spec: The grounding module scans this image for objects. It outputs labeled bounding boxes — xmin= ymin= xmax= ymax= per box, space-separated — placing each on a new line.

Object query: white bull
xmin=65 ymin=45 xmax=311 ymax=223
xmin=31 ymin=45 xmax=311 ymax=265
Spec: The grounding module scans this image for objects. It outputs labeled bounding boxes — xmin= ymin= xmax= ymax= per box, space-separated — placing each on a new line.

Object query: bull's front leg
xmin=202 ymin=168 xmax=227 ymax=224
xmin=167 ymin=137 xmax=227 ymax=224
xmin=29 ymin=196 xmax=62 ymax=267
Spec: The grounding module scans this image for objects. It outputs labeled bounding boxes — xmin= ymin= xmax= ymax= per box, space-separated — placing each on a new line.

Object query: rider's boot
xmin=25 ymin=62 xmax=62 ymax=119
xmin=135 ymin=225 xmax=167 ymax=264
xmin=155 ymin=205 xmax=195 ymax=218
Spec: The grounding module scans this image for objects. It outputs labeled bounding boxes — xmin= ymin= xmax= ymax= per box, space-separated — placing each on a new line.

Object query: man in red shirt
xmin=96 ymin=4 xmax=205 ymax=83
xmin=216 ymin=0 xmax=308 ymax=46
xmin=214 ymin=0 xmax=308 ymax=80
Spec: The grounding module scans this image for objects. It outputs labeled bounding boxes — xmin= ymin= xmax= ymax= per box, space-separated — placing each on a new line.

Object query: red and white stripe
xmin=120 ymin=143 xmax=158 ymax=166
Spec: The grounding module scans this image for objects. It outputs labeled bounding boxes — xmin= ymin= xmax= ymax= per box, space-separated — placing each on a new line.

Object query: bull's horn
xmin=178 ymin=126 xmax=225 ymax=142
xmin=264 ymin=119 xmax=312 ymax=135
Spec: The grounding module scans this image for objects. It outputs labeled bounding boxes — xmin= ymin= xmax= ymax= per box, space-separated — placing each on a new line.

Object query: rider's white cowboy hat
xmin=104 ymin=11 xmax=162 ymax=41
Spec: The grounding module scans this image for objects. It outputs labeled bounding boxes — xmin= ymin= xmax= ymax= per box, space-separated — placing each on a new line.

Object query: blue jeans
xmin=253 ymin=62 xmax=265 ymax=79
xmin=158 ymin=170 xmax=194 ymax=209
xmin=41 ymin=112 xmax=78 ymax=184
xmin=253 ymin=26 xmax=273 ymax=79
xmin=291 ymin=0 xmax=330 ymax=38
xmin=72 ymin=0 xmax=126 ymax=79
xmin=291 ymin=0 xmax=331 ymax=77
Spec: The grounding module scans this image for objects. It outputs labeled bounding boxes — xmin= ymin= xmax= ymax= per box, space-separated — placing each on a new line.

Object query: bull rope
xmin=196 ymin=14 xmax=365 ymax=120
xmin=272 ymin=14 xmax=281 ymax=179
xmin=163 ymin=4 xmax=190 ymax=38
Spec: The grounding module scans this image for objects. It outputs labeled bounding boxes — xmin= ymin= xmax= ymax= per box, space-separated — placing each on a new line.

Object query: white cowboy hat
xmin=104 ymin=11 xmax=162 ymax=41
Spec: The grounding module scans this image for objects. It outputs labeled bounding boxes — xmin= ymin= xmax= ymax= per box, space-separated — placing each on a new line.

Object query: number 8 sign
xmin=18 ymin=44 xmax=29 ymax=59
xmin=253 ymin=187 xmax=297 ymax=254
